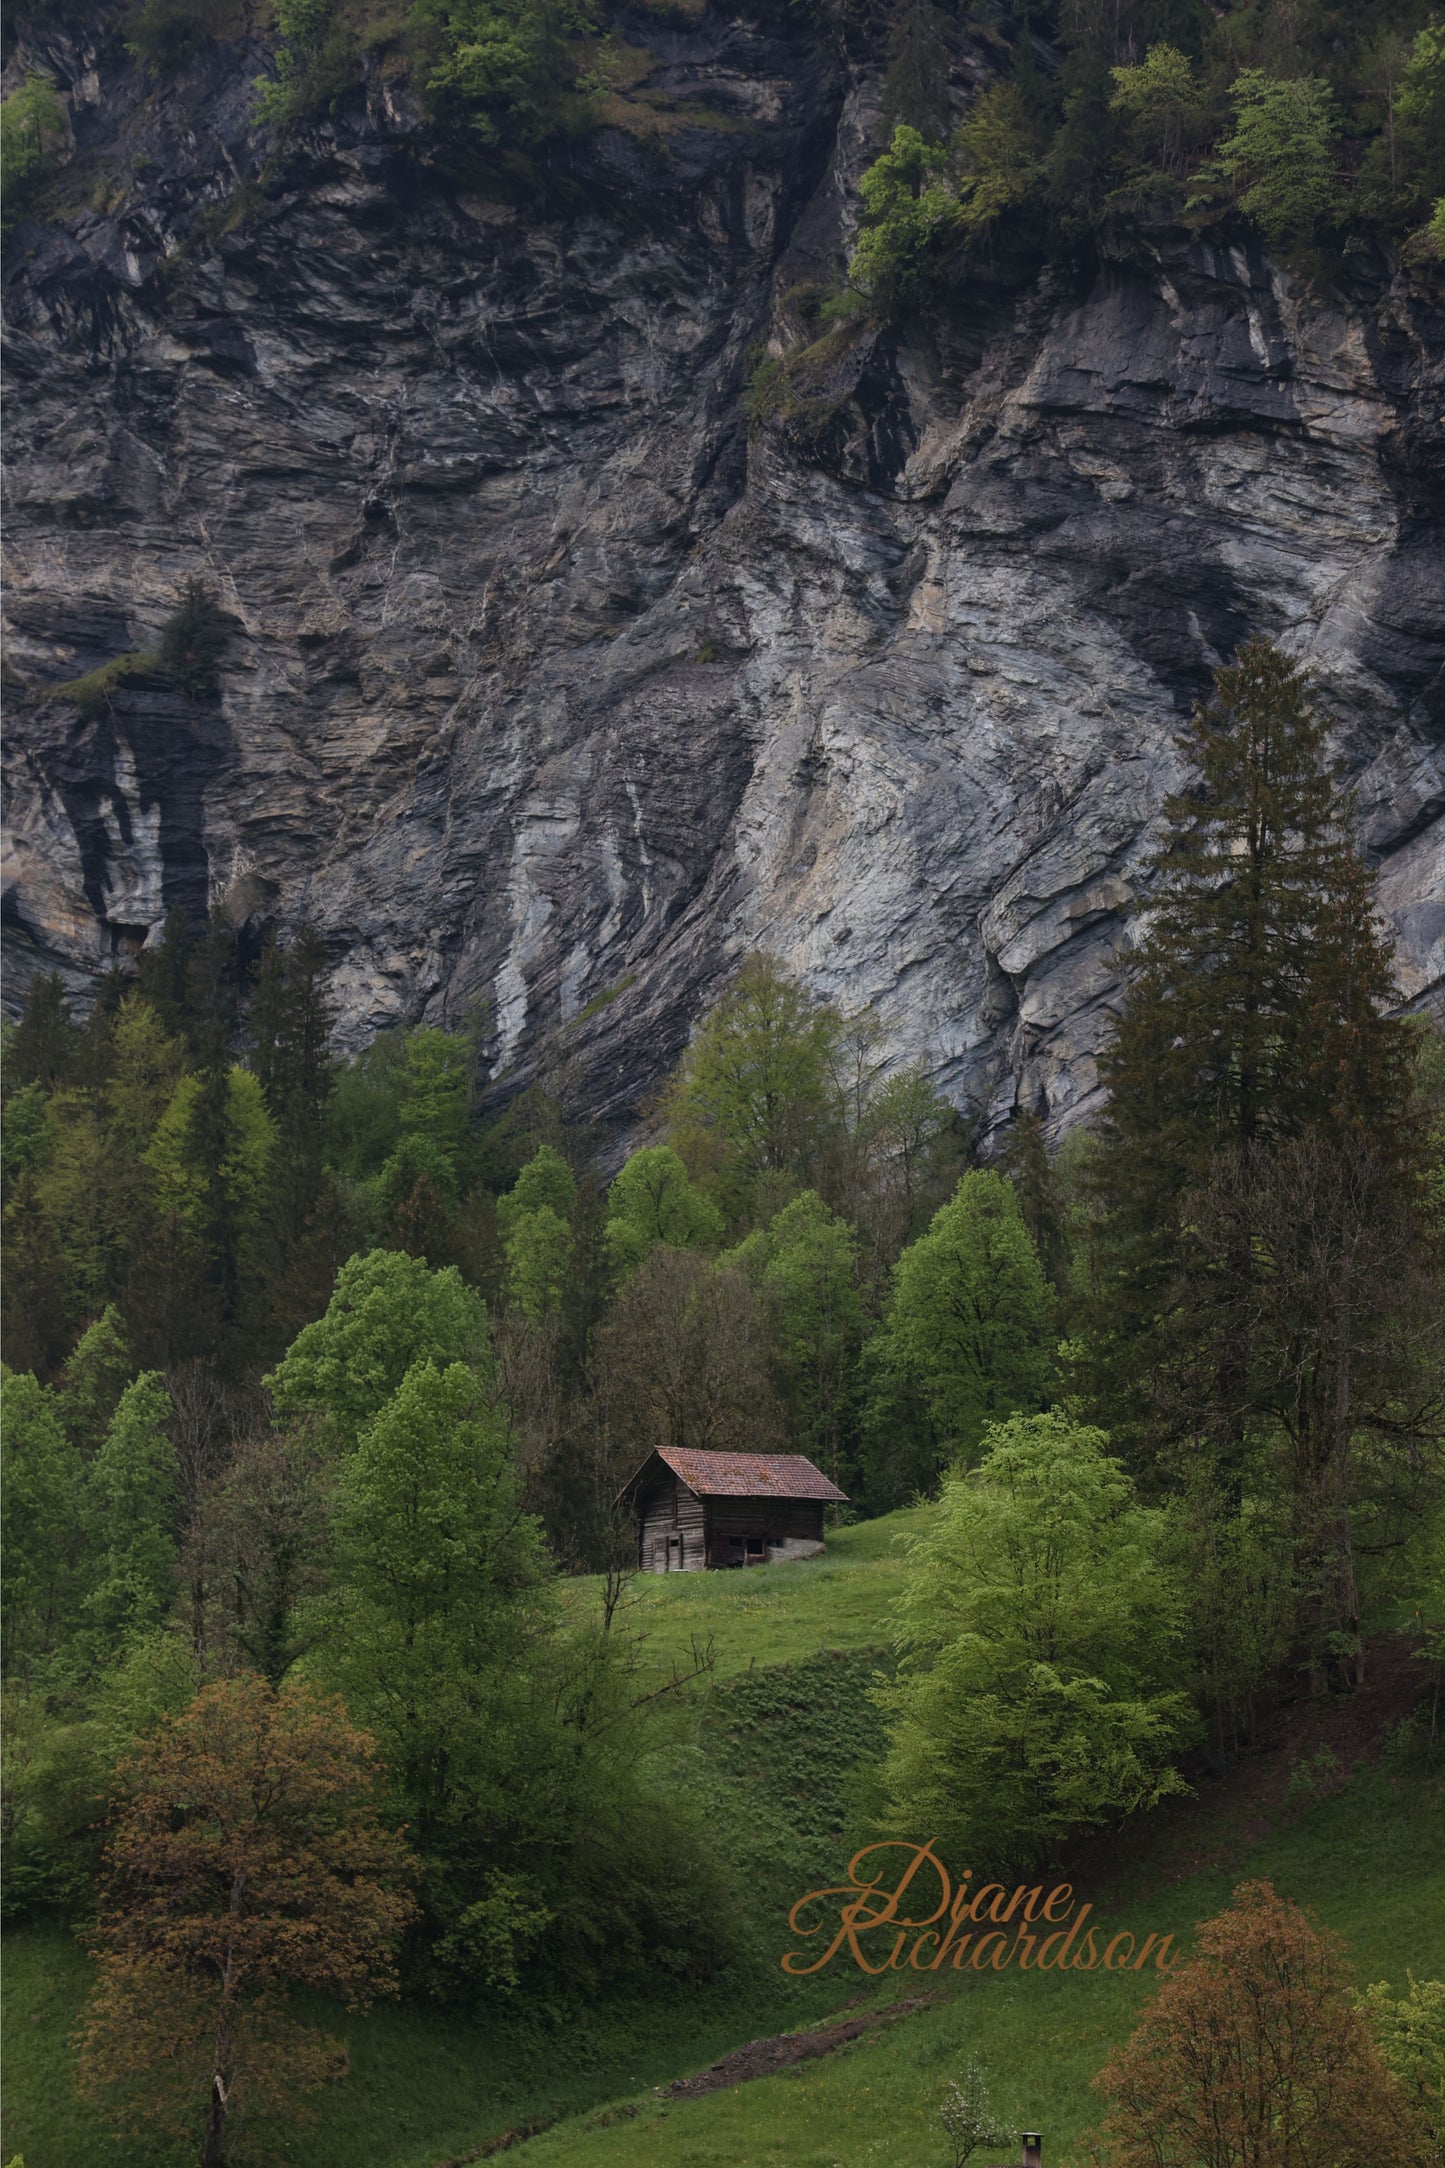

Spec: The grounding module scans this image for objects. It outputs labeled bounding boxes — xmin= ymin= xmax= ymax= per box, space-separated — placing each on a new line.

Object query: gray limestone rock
xmin=3 ymin=12 xmax=1442 ymax=1143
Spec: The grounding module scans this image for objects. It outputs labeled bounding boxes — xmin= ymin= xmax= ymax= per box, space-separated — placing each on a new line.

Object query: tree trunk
xmin=200 ymin=2077 xmax=227 ymax=2166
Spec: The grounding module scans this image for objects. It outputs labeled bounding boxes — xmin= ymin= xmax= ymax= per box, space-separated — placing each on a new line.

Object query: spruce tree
xmin=134 ymin=911 xmax=194 ymax=1041
xmin=1080 ymin=642 xmax=1429 ymax=1692
xmin=6 ymin=972 xmax=81 ymax=1092
xmin=1082 ymin=641 xmax=1413 ymax=1472
xmin=997 ymin=1109 xmax=1070 ymax=1292
xmin=179 ymin=912 xmax=250 ymax=1338
xmin=882 ymin=0 xmax=952 ymax=143
xmin=158 ymin=578 xmax=229 ymax=702
xmin=248 ymin=926 xmax=346 ymax=1346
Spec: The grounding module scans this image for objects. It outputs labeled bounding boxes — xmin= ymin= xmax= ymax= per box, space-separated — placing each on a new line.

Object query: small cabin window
xmin=746 ymin=1537 xmax=765 ymax=1559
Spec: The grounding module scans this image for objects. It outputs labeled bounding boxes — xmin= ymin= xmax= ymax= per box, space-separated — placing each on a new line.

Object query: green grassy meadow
xmin=507 ymin=1759 xmax=1445 ymax=2168
xmin=4 ymin=1503 xmax=1440 ymax=2168
xmin=565 ymin=1504 xmax=938 ymax=1678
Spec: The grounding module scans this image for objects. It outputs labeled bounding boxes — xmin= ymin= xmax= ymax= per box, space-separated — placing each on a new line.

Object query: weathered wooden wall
xmin=639 ymin=1474 xmax=707 ymax=1572
xmin=637 ymin=1478 xmax=826 ymax=1571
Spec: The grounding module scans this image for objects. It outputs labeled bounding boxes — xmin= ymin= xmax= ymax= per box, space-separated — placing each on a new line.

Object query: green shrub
xmin=410 ymin=0 xmax=599 ymax=144
xmin=1108 ymin=44 xmax=1207 ymax=184
xmin=158 ymin=578 xmax=230 ymax=700
xmin=849 ymin=123 xmax=959 ymax=310
xmin=952 ymin=81 xmax=1045 ymax=237
xmin=1398 ymin=26 xmax=1445 ymax=210
xmin=255 ymin=0 xmax=358 ymax=129
xmin=1191 ymin=70 xmax=1342 ymax=244
xmin=46 ymin=652 xmax=156 ymax=723
xmin=125 ymin=0 xmax=246 ymax=72
xmin=1 ymin=75 xmax=66 ymax=211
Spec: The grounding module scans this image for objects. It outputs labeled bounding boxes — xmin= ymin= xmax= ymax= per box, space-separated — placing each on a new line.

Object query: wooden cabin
xmin=619 ymin=1448 xmax=848 ymax=1573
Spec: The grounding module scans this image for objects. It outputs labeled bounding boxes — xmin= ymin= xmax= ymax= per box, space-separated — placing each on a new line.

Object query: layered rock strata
xmin=4 ymin=11 xmax=1442 ymax=1135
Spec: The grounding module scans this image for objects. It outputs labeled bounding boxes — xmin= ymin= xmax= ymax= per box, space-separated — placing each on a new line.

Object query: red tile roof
xmin=650 ymin=1448 xmax=847 ymax=1502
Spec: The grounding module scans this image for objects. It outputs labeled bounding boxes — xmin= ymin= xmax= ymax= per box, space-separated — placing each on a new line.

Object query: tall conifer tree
xmin=1082 ymin=642 xmax=1412 ymax=1457
xmin=1080 ymin=642 xmax=1432 ymax=1690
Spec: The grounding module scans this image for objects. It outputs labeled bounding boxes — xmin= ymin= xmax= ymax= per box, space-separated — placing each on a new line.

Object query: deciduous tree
xmin=662 ymin=956 xmax=844 ymax=1224
xmin=865 ymin=1169 xmax=1054 ymax=1490
xmin=1093 ymin=1880 xmax=1427 ymax=2167
xmin=605 ymin=1145 xmax=722 ymax=1275
xmin=76 ymin=1675 xmax=415 ymax=2167
xmin=266 ymin=1248 xmax=491 ymax=1451
xmin=880 ymin=1411 xmax=1193 ymax=1872
xmin=84 ymin=1372 xmax=179 ymax=1649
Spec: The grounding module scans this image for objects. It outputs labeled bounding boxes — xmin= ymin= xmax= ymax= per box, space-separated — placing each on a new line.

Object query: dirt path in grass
xmin=431 ymin=1999 xmax=941 ymax=2158
xmin=659 ymin=1992 xmax=938 ymax=2100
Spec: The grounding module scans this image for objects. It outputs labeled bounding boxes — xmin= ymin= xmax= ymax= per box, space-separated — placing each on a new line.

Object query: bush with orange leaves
xmin=74 ymin=1673 xmax=417 ymax=2168
xmin=1092 ymin=1878 xmax=1432 ymax=2168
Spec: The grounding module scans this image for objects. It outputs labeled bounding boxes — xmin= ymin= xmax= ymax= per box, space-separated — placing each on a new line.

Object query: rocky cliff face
xmin=4 ymin=8 xmax=1443 ymax=1139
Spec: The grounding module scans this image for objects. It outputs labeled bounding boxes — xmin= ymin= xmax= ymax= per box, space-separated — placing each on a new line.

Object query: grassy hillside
xmin=508 ymin=1758 xmax=1445 ymax=2168
xmin=565 ymin=1505 xmax=937 ymax=1678
xmin=4 ymin=1511 xmax=1439 ymax=2168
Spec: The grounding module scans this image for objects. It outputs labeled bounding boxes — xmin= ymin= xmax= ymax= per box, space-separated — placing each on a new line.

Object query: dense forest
xmin=3 ymin=641 xmax=1443 ymax=2159
xmin=4 ymin=0 xmax=1443 ymax=273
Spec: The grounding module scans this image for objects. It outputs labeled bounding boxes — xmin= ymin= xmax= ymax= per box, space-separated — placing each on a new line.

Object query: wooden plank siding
xmin=637 ymin=1475 xmax=825 ymax=1572
xmin=638 ymin=1473 xmax=707 ymax=1573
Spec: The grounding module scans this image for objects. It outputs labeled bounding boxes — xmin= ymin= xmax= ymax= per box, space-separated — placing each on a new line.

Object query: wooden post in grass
xmin=985 ymin=2132 xmax=1041 ymax=2168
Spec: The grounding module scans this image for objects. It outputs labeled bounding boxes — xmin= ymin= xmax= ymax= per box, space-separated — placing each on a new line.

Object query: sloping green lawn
xmin=5 ymin=1509 xmax=1438 ymax=2168
xmin=565 ymin=1506 xmax=937 ymax=1679
xmin=0 ymin=1928 xmax=854 ymax=2168
xmin=506 ymin=1759 xmax=1445 ymax=2168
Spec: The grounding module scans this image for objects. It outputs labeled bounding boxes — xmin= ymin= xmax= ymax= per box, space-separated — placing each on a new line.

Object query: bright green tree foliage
xmin=869 ymin=1170 xmax=1054 ymax=1469
xmin=726 ymin=1191 xmax=861 ymax=1479
xmin=1358 ymin=1972 xmax=1445 ymax=2149
xmin=1 ymin=1370 xmax=86 ymax=1676
xmin=879 ymin=1411 xmax=1194 ymax=1872
xmin=28 ymin=1093 xmax=116 ymax=1326
xmin=414 ymin=0 xmax=596 ymax=144
xmin=324 ymin=1359 xmax=551 ymax=1832
xmin=1204 ymin=71 xmax=1342 ymax=242
xmin=497 ymin=1144 xmax=576 ymax=1240
xmin=255 ymin=0 xmax=351 ymax=127
xmin=1109 ymin=45 xmax=1205 ymax=179
xmin=58 ymin=1305 xmax=134 ymax=1454
xmin=396 ymin=1028 xmax=470 ymax=1163
xmin=105 ymin=999 xmax=186 ymax=1162
xmin=952 ymin=83 xmax=1045 ymax=234
xmin=84 ymin=1374 xmax=178 ymax=1646
xmin=851 ymin=126 xmax=959 ymax=308
xmin=497 ymin=1145 xmax=578 ymax=1313
xmin=1 ymin=74 xmax=65 ymax=199
xmin=266 ymin=1249 xmax=491 ymax=1449
xmin=1397 ymin=27 xmax=1445 ymax=205
xmin=663 ymin=955 xmax=843 ymax=1221
xmin=504 ymin=1202 xmax=573 ymax=1318
xmin=144 ymin=1068 xmax=275 ymax=1238
xmin=605 ymin=1146 xmax=723 ymax=1275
